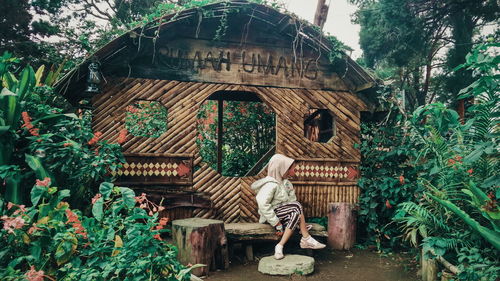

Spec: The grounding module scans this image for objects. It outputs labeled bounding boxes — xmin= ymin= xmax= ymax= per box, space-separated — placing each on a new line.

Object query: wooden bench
xmin=224 ymin=222 xmax=328 ymax=261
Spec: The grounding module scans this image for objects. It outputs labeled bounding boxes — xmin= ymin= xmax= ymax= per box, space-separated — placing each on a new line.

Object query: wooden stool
xmin=327 ymin=202 xmax=356 ymax=250
xmin=172 ymin=218 xmax=229 ymax=276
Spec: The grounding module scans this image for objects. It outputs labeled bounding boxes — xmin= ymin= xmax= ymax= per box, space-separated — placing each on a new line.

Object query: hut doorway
xmin=196 ymin=91 xmax=276 ymax=177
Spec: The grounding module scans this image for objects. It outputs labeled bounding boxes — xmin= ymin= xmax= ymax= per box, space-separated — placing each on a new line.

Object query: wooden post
xmin=245 ymin=244 xmax=254 ymax=261
xmin=172 ymin=218 xmax=229 ymax=277
xmin=421 ymin=247 xmax=438 ymax=281
xmin=217 ymin=98 xmax=223 ymax=173
xmin=327 ymin=202 xmax=356 ymax=250
xmin=314 ymin=0 xmax=330 ymax=29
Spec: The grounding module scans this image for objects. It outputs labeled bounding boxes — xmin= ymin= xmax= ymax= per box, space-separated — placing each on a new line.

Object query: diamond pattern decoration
xmin=114 ymin=160 xmax=191 ymax=178
xmin=293 ymin=162 xmax=358 ymax=181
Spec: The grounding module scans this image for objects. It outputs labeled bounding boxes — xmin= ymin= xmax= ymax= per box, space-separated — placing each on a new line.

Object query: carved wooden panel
xmin=291 ymin=160 xmax=360 ymax=184
xmin=112 ymin=153 xmax=193 ymax=186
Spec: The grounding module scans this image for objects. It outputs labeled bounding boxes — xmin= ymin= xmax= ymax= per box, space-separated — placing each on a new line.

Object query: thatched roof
xmin=56 ymin=0 xmax=376 ymax=105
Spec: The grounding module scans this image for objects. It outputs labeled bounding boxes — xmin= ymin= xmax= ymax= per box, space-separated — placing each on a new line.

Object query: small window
xmin=304 ymin=109 xmax=335 ymax=143
xmin=125 ymin=100 xmax=168 ymax=138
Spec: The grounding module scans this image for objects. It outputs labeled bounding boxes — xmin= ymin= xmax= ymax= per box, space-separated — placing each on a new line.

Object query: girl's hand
xmin=274 ymin=222 xmax=283 ymax=232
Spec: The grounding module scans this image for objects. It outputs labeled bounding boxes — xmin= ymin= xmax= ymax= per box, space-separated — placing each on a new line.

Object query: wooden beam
xmin=217 ymin=98 xmax=223 ymax=173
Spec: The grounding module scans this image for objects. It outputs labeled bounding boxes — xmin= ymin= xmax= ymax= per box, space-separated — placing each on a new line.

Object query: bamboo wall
xmin=93 ymin=77 xmax=366 ymax=222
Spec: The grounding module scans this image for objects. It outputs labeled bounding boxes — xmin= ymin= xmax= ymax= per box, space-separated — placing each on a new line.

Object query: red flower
xmin=127 ymin=105 xmax=140 ymax=113
xmin=91 ymin=193 xmax=102 ymax=205
xmin=487 ymin=192 xmax=495 ymax=200
xmin=88 ymin=132 xmax=103 ymax=146
xmin=21 ymin=112 xmax=41 ymax=136
xmin=1 ymin=216 xmax=25 ymax=233
xmin=449 ymin=155 xmax=463 ymax=165
xmin=117 ymin=129 xmax=128 ymax=144
xmin=467 ymin=169 xmax=473 ymax=176
xmin=153 ymin=234 xmax=162 ymax=241
xmin=385 ymin=199 xmax=392 ymax=209
xmin=28 ymin=223 xmax=42 ymax=234
xmin=159 ymin=217 xmax=169 ymax=226
xmin=65 ymin=209 xmax=79 ymax=224
xmin=65 ymin=209 xmax=87 ymax=239
xmin=399 ymin=175 xmax=405 ymax=184
xmin=239 ymin=107 xmax=247 ymax=115
xmin=135 ymin=193 xmax=147 ymax=204
xmin=36 ymin=177 xmax=51 ymax=187
xmin=25 ymin=265 xmax=45 ymax=281
xmin=63 ymin=142 xmax=72 ymax=147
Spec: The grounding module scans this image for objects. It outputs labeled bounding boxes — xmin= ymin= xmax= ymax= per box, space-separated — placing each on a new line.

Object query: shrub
xmin=0 ymin=181 xmax=193 ymax=281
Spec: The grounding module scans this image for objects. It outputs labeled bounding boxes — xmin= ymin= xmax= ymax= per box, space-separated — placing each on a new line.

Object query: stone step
xmin=258 ymin=255 xmax=314 ymax=276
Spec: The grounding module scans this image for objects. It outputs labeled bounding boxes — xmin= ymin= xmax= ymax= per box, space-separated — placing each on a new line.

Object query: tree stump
xmin=421 ymin=247 xmax=438 ymax=281
xmin=327 ymin=202 xmax=356 ymax=250
xmin=172 ymin=218 xmax=229 ymax=277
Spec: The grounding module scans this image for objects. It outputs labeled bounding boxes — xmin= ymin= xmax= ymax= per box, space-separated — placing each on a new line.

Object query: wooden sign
xmin=134 ymin=38 xmax=348 ymax=90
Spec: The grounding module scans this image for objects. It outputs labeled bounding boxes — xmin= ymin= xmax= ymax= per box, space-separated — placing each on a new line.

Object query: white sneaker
xmin=274 ymin=244 xmax=284 ymax=260
xmin=300 ymin=236 xmax=326 ymax=249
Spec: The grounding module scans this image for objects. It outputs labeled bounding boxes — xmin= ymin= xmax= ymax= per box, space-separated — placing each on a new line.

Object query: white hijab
xmin=267 ymin=154 xmax=295 ymax=183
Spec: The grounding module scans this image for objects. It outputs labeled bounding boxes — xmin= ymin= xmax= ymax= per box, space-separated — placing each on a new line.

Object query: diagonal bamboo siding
xmin=93 ymin=78 xmax=366 ymax=221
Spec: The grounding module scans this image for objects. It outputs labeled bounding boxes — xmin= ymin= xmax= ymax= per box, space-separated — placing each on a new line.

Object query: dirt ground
xmin=204 ymin=241 xmax=419 ymax=281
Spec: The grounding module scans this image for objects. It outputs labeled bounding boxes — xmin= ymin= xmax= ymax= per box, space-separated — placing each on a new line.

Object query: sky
xmin=285 ymin=0 xmax=362 ymax=59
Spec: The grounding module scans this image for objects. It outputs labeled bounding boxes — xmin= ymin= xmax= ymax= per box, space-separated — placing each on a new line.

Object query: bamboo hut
xmin=56 ymin=0 xmax=376 ymax=223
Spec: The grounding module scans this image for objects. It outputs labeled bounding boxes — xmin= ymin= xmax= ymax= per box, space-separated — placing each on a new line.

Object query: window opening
xmin=196 ymin=91 xmax=276 ymax=177
xmin=125 ymin=100 xmax=168 ymax=138
xmin=304 ymin=109 xmax=335 ymax=143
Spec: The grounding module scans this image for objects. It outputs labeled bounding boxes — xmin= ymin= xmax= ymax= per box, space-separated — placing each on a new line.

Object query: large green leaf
xmin=31 ymin=185 xmax=46 ymax=206
xmin=0 ymin=125 xmax=10 ymax=135
xmin=92 ymin=197 xmax=104 ymax=221
xmin=16 ymin=65 xmax=35 ymax=101
xmin=4 ymin=172 xmax=22 ymax=204
xmin=25 ymin=154 xmax=51 ymax=180
xmin=55 ymin=234 xmax=77 ymax=266
xmin=0 ymin=87 xmax=20 ymax=126
xmin=99 ymin=182 xmax=114 ymax=199
xmin=31 ymin=113 xmax=78 ymax=125
xmin=120 ymin=187 xmax=136 ymax=209
xmin=428 ymin=193 xmax=500 ymax=250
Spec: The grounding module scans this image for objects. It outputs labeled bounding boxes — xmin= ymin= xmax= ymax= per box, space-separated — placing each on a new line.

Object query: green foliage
xmin=306 ymin=217 xmax=328 ymax=229
xmin=0 ymin=52 xmax=37 ymax=203
xmin=393 ymin=42 xmax=499 ymax=280
xmin=0 ymin=182 xmax=192 ymax=280
xmin=357 ymin=106 xmax=422 ymax=250
xmin=125 ymin=101 xmax=168 ymax=138
xmin=196 ymin=100 xmax=275 ymax=176
xmin=0 ymin=54 xmax=124 ymax=208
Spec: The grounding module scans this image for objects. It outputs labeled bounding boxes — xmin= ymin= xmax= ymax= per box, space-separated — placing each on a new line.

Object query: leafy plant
xmin=124 ymin=100 xmax=168 ymax=138
xmin=393 ymin=41 xmax=499 ymax=280
xmin=0 ymin=181 xmax=192 ymax=281
xmin=196 ymin=100 xmax=275 ymax=176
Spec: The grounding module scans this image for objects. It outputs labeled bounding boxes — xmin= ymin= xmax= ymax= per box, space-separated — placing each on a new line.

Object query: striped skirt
xmin=274 ymin=201 xmax=303 ymax=230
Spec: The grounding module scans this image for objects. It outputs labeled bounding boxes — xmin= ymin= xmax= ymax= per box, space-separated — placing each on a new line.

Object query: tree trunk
xmin=172 ymin=218 xmax=229 ymax=277
xmin=327 ymin=202 xmax=356 ymax=250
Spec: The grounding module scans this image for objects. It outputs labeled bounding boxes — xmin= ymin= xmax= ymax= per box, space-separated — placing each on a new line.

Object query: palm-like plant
xmin=394 ymin=42 xmax=499 ymax=276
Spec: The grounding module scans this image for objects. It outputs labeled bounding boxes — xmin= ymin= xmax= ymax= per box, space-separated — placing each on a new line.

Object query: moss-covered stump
xmin=172 ymin=218 xmax=229 ymax=277
xmin=258 ymin=255 xmax=315 ymax=275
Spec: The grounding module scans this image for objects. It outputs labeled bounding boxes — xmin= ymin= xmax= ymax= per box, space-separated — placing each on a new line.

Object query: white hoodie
xmin=251 ymin=176 xmax=297 ymax=226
